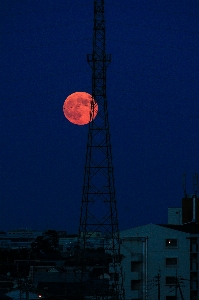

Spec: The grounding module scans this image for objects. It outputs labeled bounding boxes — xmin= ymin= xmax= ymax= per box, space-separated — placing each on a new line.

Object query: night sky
xmin=1 ymin=1 xmax=199 ymax=233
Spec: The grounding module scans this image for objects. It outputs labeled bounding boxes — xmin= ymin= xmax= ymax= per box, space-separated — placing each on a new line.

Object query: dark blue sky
xmin=1 ymin=1 xmax=199 ymax=233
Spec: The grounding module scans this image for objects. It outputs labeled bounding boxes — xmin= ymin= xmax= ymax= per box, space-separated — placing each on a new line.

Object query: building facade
xmin=120 ymin=223 xmax=190 ymax=300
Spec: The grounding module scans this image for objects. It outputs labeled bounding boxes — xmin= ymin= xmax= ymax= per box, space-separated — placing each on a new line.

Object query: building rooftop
xmin=158 ymin=222 xmax=199 ymax=234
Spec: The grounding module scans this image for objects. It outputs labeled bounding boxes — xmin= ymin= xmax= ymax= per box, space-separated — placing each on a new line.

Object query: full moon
xmin=63 ymin=92 xmax=98 ymax=125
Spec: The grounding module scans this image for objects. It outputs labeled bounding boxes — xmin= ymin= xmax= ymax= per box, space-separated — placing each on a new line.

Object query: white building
xmin=120 ymin=223 xmax=192 ymax=300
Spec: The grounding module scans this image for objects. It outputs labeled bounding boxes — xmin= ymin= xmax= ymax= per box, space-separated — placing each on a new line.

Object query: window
xmin=166 ymin=297 xmax=176 ymax=300
xmin=131 ymin=280 xmax=141 ymax=290
xmin=166 ymin=258 xmax=177 ymax=266
xmin=166 ymin=239 xmax=177 ymax=248
xmin=166 ymin=276 xmax=176 ymax=285
xmin=131 ymin=261 xmax=141 ymax=272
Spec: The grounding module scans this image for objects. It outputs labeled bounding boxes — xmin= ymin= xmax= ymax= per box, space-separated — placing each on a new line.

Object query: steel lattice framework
xmin=76 ymin=0 xmax=125 ymax=299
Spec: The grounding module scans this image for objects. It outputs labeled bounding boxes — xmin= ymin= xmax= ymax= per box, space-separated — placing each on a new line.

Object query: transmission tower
xmin=76 ymin=0 xmax=125 ymax=299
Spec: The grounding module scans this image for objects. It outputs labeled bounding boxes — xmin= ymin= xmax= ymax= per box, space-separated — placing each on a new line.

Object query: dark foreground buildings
xmin=0 ymin=195 xmax=199 ymax=299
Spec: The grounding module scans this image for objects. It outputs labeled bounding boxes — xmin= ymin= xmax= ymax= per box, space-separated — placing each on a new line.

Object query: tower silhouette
xmin=76 ymin=0 xmax=125 ymax=299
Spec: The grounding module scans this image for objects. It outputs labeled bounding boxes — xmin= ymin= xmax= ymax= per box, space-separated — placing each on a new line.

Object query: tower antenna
xmin=76 ymin=0 xmax=125 ymax=299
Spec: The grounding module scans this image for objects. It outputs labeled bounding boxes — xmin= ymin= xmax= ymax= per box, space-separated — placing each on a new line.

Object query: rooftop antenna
xmin=192 ymin=173 xmax=198 ymax=223
xmin=193 ymin=173 xmax=198 ymax=196
xmin=182 ymin=173 xmax=187 ymax=197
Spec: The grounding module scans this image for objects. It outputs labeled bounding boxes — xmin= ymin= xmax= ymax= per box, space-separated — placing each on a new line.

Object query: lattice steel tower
xmin=77 ymin=0 xmax=125 ymax=299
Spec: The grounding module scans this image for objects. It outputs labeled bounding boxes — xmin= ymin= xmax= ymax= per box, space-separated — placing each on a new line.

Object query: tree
xmin=31 ymin=230 xmax=59 ymax=254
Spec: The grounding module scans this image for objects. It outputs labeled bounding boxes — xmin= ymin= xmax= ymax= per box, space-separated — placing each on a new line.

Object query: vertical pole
xmin=154 ymin=270 xmax=160 ymax=300
xmin=182 ymin=173 xmax=187 ymax=197
xmin=19 ymin=272 xmax=22 ymax=300
xmin=157 ymin=272 xmax=160 ymax=300
xmin=178 ymin=277 xmax=185 ymax=300
xmin=175 ymin=271 xmax=178 ymax=300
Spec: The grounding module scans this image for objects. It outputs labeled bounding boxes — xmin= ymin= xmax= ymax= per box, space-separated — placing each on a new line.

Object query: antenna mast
xmin=182 ymin=173 xmax=187 ymax=197
xmin=193 ymin=172 xmax=198 ymax=197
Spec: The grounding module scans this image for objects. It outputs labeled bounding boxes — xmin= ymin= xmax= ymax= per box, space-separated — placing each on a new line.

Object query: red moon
xmin=63 ymin=92 xmax=98 ymax=125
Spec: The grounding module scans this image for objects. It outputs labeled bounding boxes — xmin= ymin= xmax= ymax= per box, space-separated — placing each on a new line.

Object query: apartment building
xmin=120 ymin=223 xmax=190 ymax=300
xmin=120 ymin=195 xmax=199 ymax=300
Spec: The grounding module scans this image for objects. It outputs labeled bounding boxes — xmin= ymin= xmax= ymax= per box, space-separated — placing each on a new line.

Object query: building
xmin=120 ymin=195 xmax=199 ymax=300
xmin=59 ymin=234 xmax=78 ymax=253
xmin=120 ymin=223 xmax=190 ymax=300
xmin=0 ymin=229 xmax=43 ymax=249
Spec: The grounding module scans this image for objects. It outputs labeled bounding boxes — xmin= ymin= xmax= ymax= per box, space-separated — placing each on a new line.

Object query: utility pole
xmin=74 ymin=0 xmax=125 ymax=299
xmin=174 ymin=274 xmax=185 ymax=300
xmin=157 ymin=272 xmax=160 ymax=300
xmin=154 ymin=270 xmax=161 ymax=300
xmin=177 ymin=277 xmax=185 ymax=300
xmin=175 ymin=275 xmax=178 ymax=300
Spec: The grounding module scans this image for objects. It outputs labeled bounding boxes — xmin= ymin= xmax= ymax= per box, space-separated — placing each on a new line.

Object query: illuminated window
xmin=166 ymin=239 xmax=177 ymax=248
xmin=166 ymin=258 xmax=177 ymax=266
